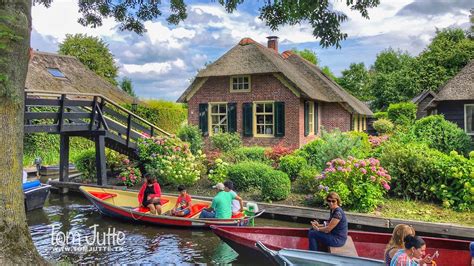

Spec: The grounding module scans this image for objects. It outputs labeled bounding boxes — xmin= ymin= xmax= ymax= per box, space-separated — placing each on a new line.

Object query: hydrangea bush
xmin=314 ymin=157 xmax=391 ymax=212
xmin=137 ymin=135 xmax=204 ymax=186
xmin=118 ymin=158 xmax=142 ymax=187
xmin=208 ymin=158 xmax=229 ymax=184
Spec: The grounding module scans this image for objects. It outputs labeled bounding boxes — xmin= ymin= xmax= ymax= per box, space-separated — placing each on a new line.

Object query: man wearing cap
xmin=199 ymin=182 xmax=236 ymax=219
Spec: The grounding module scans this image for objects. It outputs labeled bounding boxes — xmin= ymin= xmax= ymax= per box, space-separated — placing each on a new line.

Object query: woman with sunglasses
xmin=308 ymin=192 xmax=348 ymax=251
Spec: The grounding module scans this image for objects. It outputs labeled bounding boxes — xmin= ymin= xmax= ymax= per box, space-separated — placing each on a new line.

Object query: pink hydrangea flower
xmin=383 ymin=183 xmax=390 ymax=190
xmin=370 ymin=176 xmax=376 ymax=181
xmin=360 ymin=168 xmax=367 ymax=174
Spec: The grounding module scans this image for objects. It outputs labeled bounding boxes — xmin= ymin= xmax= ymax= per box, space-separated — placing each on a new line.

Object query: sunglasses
xmin=326 ymin=199 xmax=337 ymax=203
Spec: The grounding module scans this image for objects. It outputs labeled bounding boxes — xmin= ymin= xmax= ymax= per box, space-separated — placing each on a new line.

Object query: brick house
xmin=177 ymin=37 xmax=373 ymax=149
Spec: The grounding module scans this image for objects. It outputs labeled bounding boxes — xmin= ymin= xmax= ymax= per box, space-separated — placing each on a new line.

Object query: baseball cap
xmin=212 ymin=183 xmax=225 ymax=191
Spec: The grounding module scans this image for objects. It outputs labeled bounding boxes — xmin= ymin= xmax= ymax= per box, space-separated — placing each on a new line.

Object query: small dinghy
xmin=256 ymin=241 xmax=384 ymax=266
xmin=23 ymin=180 xmax=51 ymax=211
xmin=80 ymin=186 xmax=264 ymax=228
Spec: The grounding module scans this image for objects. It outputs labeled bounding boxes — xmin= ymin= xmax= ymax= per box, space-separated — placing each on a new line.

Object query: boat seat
xmin=133 ymin=199 xmax=170 ymax=213
xmin=90 ymin=191 xmax=117 ymax=200
xmin=183 ymin=203 xmax=209 ymax=218
xmin=231 ymin=212 xmax=245 ymax=218
xmin=329 ymin=236 xmax=358 ymax=257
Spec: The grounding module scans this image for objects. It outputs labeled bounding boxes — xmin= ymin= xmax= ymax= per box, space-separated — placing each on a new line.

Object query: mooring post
xmin=95 ymin=135 xmax=107 ymax=185
xmin=59 ymin=134 xmax=70 ymax=194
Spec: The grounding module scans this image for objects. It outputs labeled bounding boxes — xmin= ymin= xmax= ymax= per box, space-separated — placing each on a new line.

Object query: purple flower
xmin=354 ymin=163 xmax=360 ymax=168
xmin=337 ymin=167 xmax=343 ymax=171
xmin=324 ymin=186 xmax=329 ymax=192
xmin=318 ymin=184 xmax=325 ymax=190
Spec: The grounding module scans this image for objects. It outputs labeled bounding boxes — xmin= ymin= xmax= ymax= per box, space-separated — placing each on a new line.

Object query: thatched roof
xmin=178 ymin=38 xmax=372 ymax=116
xmin=26 ymin=51 xmax=135 ymax=104
xmin=412 ymin=90 xmax=436 ymax=104
xmin=435 ymin=59 xmax=474 ymax=101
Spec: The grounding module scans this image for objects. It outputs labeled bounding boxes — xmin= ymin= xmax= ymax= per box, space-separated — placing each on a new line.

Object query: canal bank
xmin=48 ymin=180 xmax=474 ymax=240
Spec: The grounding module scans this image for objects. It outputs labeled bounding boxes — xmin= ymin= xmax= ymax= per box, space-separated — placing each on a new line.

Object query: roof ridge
xmin=32 ymin=50 xmax=77 ymax=59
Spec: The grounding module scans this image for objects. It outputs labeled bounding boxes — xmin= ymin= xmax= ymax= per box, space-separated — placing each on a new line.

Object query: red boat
xmin=210 ymin=226 xmax=472 ymax=266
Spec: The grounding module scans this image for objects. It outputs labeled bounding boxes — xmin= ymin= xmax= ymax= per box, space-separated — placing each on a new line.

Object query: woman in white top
xmin=223 ymin=180 xmax=243 ymax=216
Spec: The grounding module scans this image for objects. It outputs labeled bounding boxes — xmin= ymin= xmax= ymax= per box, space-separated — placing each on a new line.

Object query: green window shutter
xmin=275 ymin=102 xmax=285 ymax=137
xmin=198 ymin=103 xmax=208 ymax=136
xmin=242 ymin=103 xmax=253 ymax=137
xmin=227 ymin=103 xmax=237 ymax=133
xmin=314 ymin=101 xmax=319 ymax=134
xmin=304 ymin=101 xmax=309 ymax=136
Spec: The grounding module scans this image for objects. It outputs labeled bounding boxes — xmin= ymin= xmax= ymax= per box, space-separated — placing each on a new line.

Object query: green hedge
xmin=387 ymin=102 xmax=417 ymax=125
xmin=210 ymin=132 xmax=242 ymax=152
xmin=177 ymin=124 xmax=203 ymax=154
xmin=279 ymin=154 xmax=307 ymax=181
xmin=227 ymin=161 xmax=274 ymax=191
xmin=222 ymin=146 xmax=271 ymax=165
xmin=261 ymin=170 xmax=291 ymax=201
xmin=373 ymin=119 xmax=394 ymax=134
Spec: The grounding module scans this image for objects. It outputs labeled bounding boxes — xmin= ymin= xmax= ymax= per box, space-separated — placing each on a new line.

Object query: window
xmin=209 ymin=103 xmax=227 ymax=134
xmin=230 ymin=76 xmax=250 ymax=92
xmin=465 ymin=104 xmax=474 ymax=135
xmin=254 ymin=102 xmax=274 ymax=136
xmin=47 ymin=68 xmax=66 ymax=78
xmin=308 ymin=102 xmax=315 ymax=135
xmin=353 ymin=114 xmax=359 ymax=131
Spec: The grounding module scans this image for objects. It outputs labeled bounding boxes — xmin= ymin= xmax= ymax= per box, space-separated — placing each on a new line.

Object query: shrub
xmin=210 ymin=132 xmax=242 ymax=152
xmin=387 ymin=102 xmax=417 ymax=125
xmin=177 ymin=124 xmax=203 ymax=155
xmin=222 ymin=146 xmax=271 ymax=165
xmin=261 ymin=170 xmax=291 ymax=201
xmin=374 ymin=111 xmax=388 ymax=119
xmin=118 ymin=164 xmax=142 ymax=187
xmin=294 ymin=166 xmax=320 ymax=193
xmin=264 ymin=143 xmax=293 ymax=165
xmin=227 ymin=161 xmax=274 ymax=191
xmin=314 ymin=157 xmax=391 ymax=212
xmin=380 ymin=142 xmax=473 ymax=211
xmin=137 ymin=135 xmax=204 ymax=186
xmin=296 ymin=130 xmax=371 ymax=170
xmin=413 ymin=115 xmax=472 ymax=155
xmin=279 ymin=155 xmax=308 ymax=181
xmin=368 ymin=135 xmax=389 ymax=148
xmin=373 ymin=119 xmax=394 ymax=134
xmin=74 ymin=149 xmax=97 ymax=181
xmin=208 ymin=158 xmax=229 ymax=184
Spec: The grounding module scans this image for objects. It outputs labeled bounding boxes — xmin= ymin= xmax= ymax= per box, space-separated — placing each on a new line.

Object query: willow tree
xmin=0 ymin=0 xmax=379 ymax=263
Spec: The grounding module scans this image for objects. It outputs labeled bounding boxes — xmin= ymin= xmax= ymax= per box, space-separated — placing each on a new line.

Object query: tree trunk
xmin=0 ymin=1 xmax=45 ymax=264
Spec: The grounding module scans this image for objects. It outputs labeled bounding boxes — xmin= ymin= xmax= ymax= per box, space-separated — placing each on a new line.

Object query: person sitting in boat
xmin=308 ymin=192 xmax=348 ymax=251
xmin=199 ymin=182 xmax=239 ymax=219
xmin=384 ymin=224 xmax=416 ymax=265
xmin=223 ymin=180 xmax=244 ymax=217
xmin=171 ymin=185 xmax=192 ymax=217
xmin=138 ymin=173 xmax=162 ymax=215
xmin=390 ymin=235 xmax=433 ymax=266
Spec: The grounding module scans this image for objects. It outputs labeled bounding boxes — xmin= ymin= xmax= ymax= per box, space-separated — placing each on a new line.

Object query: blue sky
xmin=31 ymin=0 xmax=472 ymax=101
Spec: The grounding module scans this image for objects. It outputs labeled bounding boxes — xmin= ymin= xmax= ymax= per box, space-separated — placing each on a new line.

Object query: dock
xmin=48 ymin=180 xmax=474 ymax=240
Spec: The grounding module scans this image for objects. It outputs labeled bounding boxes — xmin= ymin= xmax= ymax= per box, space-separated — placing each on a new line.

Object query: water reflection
xmin=27 ymin=193 xmax=306 ymax=264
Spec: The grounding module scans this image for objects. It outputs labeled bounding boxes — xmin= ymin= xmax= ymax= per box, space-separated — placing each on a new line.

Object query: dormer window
xmin=230 ymin=75 xmax=250 ymax=92
xmin=47 ymin=68 xmax=66 ymax=78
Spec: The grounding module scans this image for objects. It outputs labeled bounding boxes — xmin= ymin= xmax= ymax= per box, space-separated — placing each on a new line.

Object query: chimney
xmin=267 ymin=36 xmax=279 ymax=52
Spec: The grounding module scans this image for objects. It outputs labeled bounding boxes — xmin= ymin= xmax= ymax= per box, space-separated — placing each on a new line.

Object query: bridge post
xmin=95 ymin=135 xmax=107 ymax=185
xmin=59 ymin=134 xmax=69 ymax=194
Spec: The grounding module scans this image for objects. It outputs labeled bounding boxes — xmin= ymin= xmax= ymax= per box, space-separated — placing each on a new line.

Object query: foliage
xmin=261 ymin=170 xmax=291 ymax=201
xmin=413 ymin=115 xmax=472 ymax=155
xmin=291 ymin=48 xmax=318 ymax=65
xmin=208 ymin=158 xmax=229 ymax=184
xmin=124 ymin=100 xmax=187 ymax=134
xmin=264 ymin=143 xmax=293 ymax=165
xmin=58 ymin=34 xmax=118 ymax=85
xmin=294 ymin=166 xmax=320 ymax=194
xmin=74 ymin=149 xmax=97 ymax=181
xmin=177 ymin=124 xmax=203 ymax=155
xmin=137 ymin=135 xmax=204 ymax=186
xmin=314 ymin=157 xmax=391 ymax=212
xmin=338 ymin=62 xmax=371 ymax=100
xmin=368 ymin=135 xmax=389 ymax=148
xmin=372 ymin=119 xmax=394 ymax=134
xmin=374 ymin=112 xmax=388 ymax=119
xmin=296 ymin=130 xmax=371 ymax=170
xmin=380 ymin=142 xmax=473 ymax=211
xmin=105 ymin=149 xmax=128 ymax=174
xmin=387 ymin=102 xmax=417 ymax=126
xmin=210 ymin=132 xmax=242 ymax=152
xmin=222 ymin=146 xmax=271 ymax=165
xmin=321 ymin=66 xmax=338 ymax=81
xmin=227 ymin=161 xmax=274 ymax=191
xmin=119 ymin=77 xmax=136 ymax=97
xmin=118 ymin=159 xmax=142 ymax=187
xmin=279 ymin=154 xmax=308 ymax=181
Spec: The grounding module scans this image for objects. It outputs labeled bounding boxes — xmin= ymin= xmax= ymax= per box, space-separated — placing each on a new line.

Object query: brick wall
xmin=320 ymin=102 xmax=351 ymax=132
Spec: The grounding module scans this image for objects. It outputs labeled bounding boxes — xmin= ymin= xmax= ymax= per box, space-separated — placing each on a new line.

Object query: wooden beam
xmin=58 ymin=94 xmax=66 ymax=132
xmin=95 ymin=135 xmax=107 ymax=186
xmin=89 ymin=97 xmax=98 ymax=130
xmin=126 ymin=114 xmax=132 ymax=147
xmin=24 ymin=112 xmax=59 ymax=120
xmin=59 ymin=134 xmax=70 ymax=194
xmin=25 ymin=98 xmax=61 ymax=106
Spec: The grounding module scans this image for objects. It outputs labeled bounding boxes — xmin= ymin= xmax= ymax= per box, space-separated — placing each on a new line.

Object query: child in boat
xmin=384 ymin=224 xmax=416 ymax=266
xmin=138 ymin=173 xmax=162 ymax=215
xmin=171 ymin=185 xmax=192 ymax=217
xmin=223 ymin=180 xmax=244 ymax=217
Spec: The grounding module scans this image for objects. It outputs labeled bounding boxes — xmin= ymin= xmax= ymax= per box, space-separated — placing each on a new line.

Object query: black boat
xmin=23 ymin=180 xmax=51 ymax=211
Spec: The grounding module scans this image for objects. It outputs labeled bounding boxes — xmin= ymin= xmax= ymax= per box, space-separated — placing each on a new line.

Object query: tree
xmin=1 ymin=0 xmax=380 ymax=263
xmin=120 ymin=77 xmax=136 ymax=97
xmin=59 ymin=34 xmax=118 ymax=86
xmin=321 ymin=66 xmax=338 ymax=82
xmin=338 ymin=63 xmax=371 ymax=100
xmin=291 ymin=48 xmax=318 ymax=65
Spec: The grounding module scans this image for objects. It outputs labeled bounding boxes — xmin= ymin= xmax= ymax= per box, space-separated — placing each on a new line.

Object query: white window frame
xmin=253 ymin=101 xmax=274 ymax=137
xmin=208 ymin=102 xmax=228 ymax=136
xmin=230 ymin=75 xmax=251 ymax=92
xmin=464 ymin=104 xmax=474 ymax=135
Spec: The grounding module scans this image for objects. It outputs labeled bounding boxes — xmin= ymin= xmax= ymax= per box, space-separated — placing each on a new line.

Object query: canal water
xmin=27 ymin=193 xmax=307 ymax=264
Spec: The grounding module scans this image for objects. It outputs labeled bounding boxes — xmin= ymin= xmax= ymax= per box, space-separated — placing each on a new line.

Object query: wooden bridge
xmin=24 ymin=90 xmax=169 ymax=186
